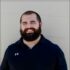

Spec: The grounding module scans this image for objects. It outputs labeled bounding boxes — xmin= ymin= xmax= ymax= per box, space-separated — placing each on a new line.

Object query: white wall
xmin=1 ymin=1 xmax=69 ymax=70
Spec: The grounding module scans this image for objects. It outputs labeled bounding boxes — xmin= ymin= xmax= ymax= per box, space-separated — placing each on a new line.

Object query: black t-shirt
xmin=1 ymin=35 xmax=67 ymax=70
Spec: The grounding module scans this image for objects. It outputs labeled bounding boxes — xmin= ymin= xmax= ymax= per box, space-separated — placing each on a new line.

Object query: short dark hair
xmin=20 ymin=10 xmax=41 ymax=23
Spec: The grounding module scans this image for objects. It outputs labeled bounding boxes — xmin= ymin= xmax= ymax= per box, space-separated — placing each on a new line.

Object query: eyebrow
xmin=22 ymin=22 xmax=27 ymax=23
xmin=22 ymin=20 xmax=36 ymax=23
xmin=30 ymin=21 xmax=36 ymax=22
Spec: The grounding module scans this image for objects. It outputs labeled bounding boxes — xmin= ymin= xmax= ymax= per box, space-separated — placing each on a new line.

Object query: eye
xmin=22 ymin=22 xmax=27 ymax=25
xmin=31 ymin=21 xmax=36 ymax=24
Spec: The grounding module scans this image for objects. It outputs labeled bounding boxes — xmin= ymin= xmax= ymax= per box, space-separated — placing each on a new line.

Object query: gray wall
xmin=1 ymin=1 xmax=69 ymax=70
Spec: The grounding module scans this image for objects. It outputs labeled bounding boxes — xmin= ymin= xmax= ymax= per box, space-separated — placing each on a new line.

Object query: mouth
xmin=26 ymin=29 xmax=34 ymax=33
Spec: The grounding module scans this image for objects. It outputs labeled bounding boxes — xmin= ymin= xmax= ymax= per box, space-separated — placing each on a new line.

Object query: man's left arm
xmin=55 ymin=46 xmax=67 ymax=70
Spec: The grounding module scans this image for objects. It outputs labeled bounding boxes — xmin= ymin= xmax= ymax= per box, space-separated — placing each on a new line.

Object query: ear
xmin=39 ymin=22 xmax=42 ymax=27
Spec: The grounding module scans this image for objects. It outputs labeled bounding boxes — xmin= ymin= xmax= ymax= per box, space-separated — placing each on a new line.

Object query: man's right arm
xmin=1 ymin=50 xmax=9 ymax=70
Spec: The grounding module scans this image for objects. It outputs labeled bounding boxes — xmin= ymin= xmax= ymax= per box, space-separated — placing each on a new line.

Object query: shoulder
xmin=41 ymin=35 xmax=64 ymax=55
xmin=5 ymin=38 xmax=21 ymax=54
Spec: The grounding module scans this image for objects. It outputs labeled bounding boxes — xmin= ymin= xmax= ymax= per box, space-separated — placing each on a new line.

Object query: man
xmin=1 ymin=10 xmax=67 ymax=70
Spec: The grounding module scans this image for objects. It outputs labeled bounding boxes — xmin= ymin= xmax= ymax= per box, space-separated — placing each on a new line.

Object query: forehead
xmin=21 ymin=14 xmax=37 ymax=21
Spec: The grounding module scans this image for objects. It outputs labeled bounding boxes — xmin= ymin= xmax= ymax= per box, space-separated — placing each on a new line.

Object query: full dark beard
xmin=20 ymin=27 xmax=41 ymax=41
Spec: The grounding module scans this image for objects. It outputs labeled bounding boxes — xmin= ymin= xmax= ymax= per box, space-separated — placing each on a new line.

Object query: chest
xmin=8 ymin=46 xmax=56 ymax=70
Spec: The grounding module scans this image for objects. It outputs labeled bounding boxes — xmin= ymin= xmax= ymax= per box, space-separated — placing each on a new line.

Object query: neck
xmin=23 ymin=35 xmax=41 ymax=49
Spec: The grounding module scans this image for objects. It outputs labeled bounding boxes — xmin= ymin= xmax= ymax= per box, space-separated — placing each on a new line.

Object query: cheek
xmin=33 ymin=24 xmax=40 ymax=29
xmin=20 ymin=24 xmax=25 ymax=31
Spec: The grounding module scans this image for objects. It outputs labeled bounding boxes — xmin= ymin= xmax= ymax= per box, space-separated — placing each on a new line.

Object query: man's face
xmin=20 ymin=14 xmax=42 ymax=41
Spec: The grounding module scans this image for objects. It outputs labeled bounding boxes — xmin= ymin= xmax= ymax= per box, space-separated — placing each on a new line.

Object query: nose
xmin=26 ymin=23 xmax=32 ymax=28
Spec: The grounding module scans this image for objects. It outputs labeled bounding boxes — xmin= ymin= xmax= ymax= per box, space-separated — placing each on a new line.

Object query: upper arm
xmin=1 ymin=49 xmax=9 ymax=70
xmin=55 ymin=45 xmax=67 ymax=70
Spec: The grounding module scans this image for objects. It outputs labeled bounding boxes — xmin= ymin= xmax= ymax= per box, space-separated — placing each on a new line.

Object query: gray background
xmin=0 ymin=1 xmax=69 ymax=70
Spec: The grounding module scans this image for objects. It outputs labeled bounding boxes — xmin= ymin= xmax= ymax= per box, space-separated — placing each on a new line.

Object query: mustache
xmin=24 ymin=28 xmax=36 ymax=32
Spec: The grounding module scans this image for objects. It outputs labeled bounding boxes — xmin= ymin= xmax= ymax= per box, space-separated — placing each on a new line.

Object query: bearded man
xmin=1 ymin=10 xmax=67 ymax=70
